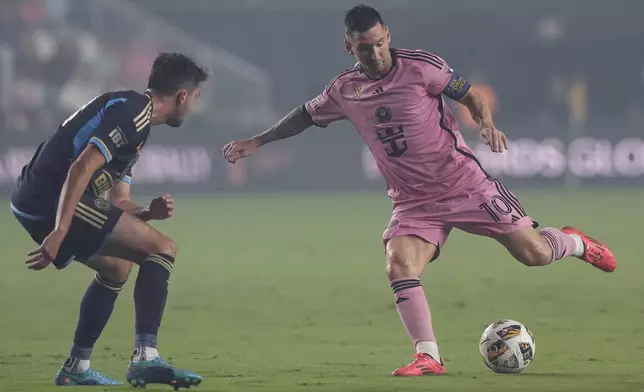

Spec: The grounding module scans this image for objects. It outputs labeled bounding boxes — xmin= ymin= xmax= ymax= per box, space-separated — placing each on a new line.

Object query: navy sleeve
xmin=88 ymin=99 xmax=151 ymax=163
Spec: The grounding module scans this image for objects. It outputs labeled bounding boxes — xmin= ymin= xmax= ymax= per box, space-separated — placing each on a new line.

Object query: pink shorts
xmin=382 ymin=179 xmax=536 ymax=256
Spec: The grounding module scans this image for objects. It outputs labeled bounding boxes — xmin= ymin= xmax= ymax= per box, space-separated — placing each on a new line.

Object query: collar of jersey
xmin=357 ymin=48 xmax=398 ymax=81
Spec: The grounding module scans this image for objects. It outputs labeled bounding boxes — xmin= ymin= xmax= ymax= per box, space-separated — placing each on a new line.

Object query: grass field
xmin=0 ymin=190 xmax=642 ymax=392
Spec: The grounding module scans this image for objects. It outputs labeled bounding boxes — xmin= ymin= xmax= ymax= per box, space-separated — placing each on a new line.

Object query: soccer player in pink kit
xmin=223 ymin=5 xmax=616 ymax=377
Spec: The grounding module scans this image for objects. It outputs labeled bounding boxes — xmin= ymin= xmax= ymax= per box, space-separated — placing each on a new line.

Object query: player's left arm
xmin=106 ymin=181 xmax=174 ymax=221
xmin=456 ymin=87 xmax=493 ymax=128
xmin=421 ymin=53 xmax=507 ymax=153
xmin=437 ymin=67 xmax=493 ymax=128
xmin=455 ymin=86 xmax=507 ymax=153
xmin=437 ymin=67 xmax=506 ymax=153
xmin=106 ymin=181 xmax=150 ymax=221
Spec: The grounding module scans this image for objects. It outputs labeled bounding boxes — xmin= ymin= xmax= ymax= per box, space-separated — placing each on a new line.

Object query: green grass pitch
xmin=0 ymin=190 xmax=642 ymax=392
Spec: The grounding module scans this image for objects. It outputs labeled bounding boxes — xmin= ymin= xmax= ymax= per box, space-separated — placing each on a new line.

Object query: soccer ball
xmin=479 ymin=319 xmax=536 ymax=374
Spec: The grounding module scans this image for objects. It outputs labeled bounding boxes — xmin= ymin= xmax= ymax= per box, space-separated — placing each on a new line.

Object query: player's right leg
xmin=495 ymin=225 xmax=616 ymax=272
xmin=464 ymin=179 xmax=616 ymax=272
xmin=97 ymin=212 xmax=202 ymax=390
xmin=12 ymin=197 xmax=127 ymax=386
xmin=382 ymin=215 xmax=448 ymax=376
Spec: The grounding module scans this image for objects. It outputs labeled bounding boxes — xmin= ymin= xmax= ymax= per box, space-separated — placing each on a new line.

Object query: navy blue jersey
xmin=11 ymin=90 xmax=153 ymax=217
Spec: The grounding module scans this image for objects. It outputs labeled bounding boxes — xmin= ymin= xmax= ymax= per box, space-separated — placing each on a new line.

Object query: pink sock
xmin=540 ymin=227 xmax=577 ymax=262
xmin=391 ymin=278 xmax=436 ymax=346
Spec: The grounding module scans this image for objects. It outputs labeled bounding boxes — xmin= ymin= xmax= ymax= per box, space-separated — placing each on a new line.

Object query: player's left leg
xmin=95 ymin=211 xmax=202 ymax=389
xmin=47 ymin=193 xmax=200 ymax=389
xmin=382 ymin=212 xmax=449 ymax=376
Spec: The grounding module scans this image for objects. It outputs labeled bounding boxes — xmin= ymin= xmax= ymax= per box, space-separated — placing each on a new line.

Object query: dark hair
xmin=344 ymin=4 xmax=384 ymax=35
xmin=147 ymin=52 xmax=209 ymax=95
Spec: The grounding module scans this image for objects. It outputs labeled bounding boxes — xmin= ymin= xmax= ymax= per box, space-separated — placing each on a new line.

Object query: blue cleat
xmin=54 ymin=367 xmax=123 ymax=386
xmin=126 ymin=357 xmax=203 ymax=390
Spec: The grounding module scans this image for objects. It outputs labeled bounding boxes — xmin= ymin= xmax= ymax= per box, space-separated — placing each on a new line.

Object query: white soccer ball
xmin=479 ymin=319 xmax=536 ymax=374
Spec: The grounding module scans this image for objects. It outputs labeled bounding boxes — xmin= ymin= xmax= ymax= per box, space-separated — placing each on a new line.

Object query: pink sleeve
xmin=419 ymin=53 xmax=453 ymax=96
xmin=304 ymin=81 xmax=346 ymax=128
xmin=406 ymin=52 xmax=470 ymax=101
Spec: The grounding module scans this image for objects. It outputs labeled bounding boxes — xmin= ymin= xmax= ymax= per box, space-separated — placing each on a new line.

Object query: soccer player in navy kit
xmin=11 ymin=52 xmax=208 ymax=389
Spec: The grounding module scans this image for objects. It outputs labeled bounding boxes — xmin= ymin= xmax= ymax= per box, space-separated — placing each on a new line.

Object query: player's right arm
xmin=223 ymin=78 xmax=346 ymax=163
xmin=222 ymin=106 xmax=314 ymax=163
xmin=26 ymin=145 xmax=106 ymax=269
xmin=56 ymin=102 xmax=142 ymax=234
xmin=55 ymin=145 xmax=106 ymax=233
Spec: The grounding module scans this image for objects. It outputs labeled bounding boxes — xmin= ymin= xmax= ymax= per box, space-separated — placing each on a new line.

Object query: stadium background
xmin=0 ymin=0 xmax=643 ymax=193
xmin=0 ymin=1 xmax=641 ymax=391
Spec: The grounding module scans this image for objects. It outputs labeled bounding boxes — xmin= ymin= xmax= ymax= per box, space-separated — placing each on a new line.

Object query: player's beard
xmin=165 ymin=117 xmax=183 ymax=127
xmin=165 ymin=107 xmax=185 ymax=127
xmin=366 ymin=59 xmax=390 ymax=78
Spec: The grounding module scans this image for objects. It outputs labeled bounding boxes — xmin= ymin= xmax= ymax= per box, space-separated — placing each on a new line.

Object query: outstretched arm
xmin=254 ymin=105 xmax=314 ymax=146
xmin=223 ymin=78 xmax=346 ymax=163
xmin=223 ymin=105 xmax=315 ymax=163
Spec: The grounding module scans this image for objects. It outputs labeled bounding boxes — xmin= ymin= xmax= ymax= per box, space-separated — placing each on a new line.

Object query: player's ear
xmin=344 ymin=39 xmax=353 ymax=55
xmin=176 ymin=89 xmax=188 ymax=106
xmin=384 ymin=26 xmax=391 ymax=43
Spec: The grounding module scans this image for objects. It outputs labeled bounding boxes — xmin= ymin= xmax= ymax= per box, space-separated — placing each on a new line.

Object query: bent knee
xmin=151 ymin=236 xmax=177 ymax=258
xmin=385 ymin=236 xmax=438 ymax=280
xmin=98 ymin=258 xmax=133 ymax=284
xmin=385 ymin=250 xmax=429 ymax=281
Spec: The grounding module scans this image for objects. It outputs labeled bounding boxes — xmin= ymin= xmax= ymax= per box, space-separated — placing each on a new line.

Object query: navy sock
xmin=71 ymin=274 xmax=123 ymax=360
xmin=134 ymin=253 xmax=174 ymax=348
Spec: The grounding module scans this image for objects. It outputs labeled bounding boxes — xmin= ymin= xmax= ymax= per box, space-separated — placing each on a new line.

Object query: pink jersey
xmin=305 ymin=48 xmax=489 ymax=212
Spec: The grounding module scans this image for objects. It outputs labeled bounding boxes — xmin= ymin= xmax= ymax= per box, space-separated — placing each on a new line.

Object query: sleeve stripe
xmin=324 ymin=69 xmax=360 ymax=93
xmin=301 ymin=104 xmax=325 ymax=128
xmin=396 ymin=49 xmax=443 ymax=65
xmin=122 ymin=175 xmax=132 ymax=185
xmin=136 ymin=117 xmax=151 ymax=132
xmin=396 ymin=54 xmax=443 ymax=70
xmin=135 ymin=106 xmax=152 ymax=130
xmin=133 ymin=101 xmax=152 ymax=124
xmin=88 ymin=137 xmax=113 ymax=162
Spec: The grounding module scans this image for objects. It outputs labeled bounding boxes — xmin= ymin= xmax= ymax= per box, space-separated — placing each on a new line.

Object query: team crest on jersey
xmin=94 ymin=198 xmax=113 ymax=212
xmin=375 ymin=106 xmax=392 ymax=123
xmin=353 ymin=83 xmax=362 ymax=99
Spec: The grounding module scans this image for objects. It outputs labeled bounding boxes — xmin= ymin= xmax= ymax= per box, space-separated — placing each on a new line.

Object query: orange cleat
xmin=562 ymin=226 xmax=616 ymax=272
xmin=392 ymin=353 xmax=445 ymax=377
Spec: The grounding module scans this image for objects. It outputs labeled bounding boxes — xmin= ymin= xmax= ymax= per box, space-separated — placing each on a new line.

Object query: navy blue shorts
xmin=12 ymin=193 xmax=124 ymax=269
